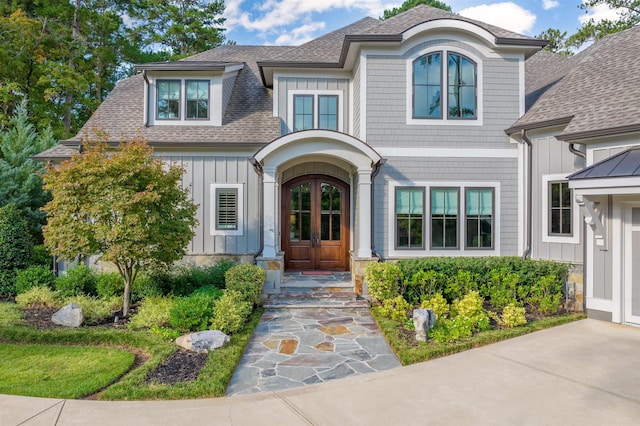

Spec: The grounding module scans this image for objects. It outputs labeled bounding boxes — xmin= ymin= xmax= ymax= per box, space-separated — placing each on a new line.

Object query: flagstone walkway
xmin=226 ymin=307 xmax=401 ymax=395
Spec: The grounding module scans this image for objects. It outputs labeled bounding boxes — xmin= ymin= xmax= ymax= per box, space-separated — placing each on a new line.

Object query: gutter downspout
xmin=567 ymin=142 xmax=587 ymax=313
xmin=568 ymin=143 xmax=586 ymax=159
xmin=250 ymin=158 xmax=264 ymax=263
xmin=521 ymin=129 xmax=533 ymax=259
xmin=370 ymin=158 xmax=386 ymax=262
xmin=142 ymin=70 xmax=150 ymax=127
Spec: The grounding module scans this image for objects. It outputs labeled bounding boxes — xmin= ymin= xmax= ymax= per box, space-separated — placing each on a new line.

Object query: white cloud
xmin=459 ymin=2 xmax=536 ymax=35
xmin=542 ymin=0 xmax=559 ymax=10
xmin=275 ymin=22 xmax=327 ymax=45
xmin=579 ymin=2 xmax=623 ymax=25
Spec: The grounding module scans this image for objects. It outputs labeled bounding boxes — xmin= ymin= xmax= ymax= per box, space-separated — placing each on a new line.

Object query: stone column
xmin=356 ymin=168 xmax=372 ymax=258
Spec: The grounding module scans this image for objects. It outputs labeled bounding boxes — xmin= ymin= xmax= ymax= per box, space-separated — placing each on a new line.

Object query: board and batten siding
xmin=373 ymin=157 xmax=519 ymax=257
xmin=163 ymin=155 xmax=260 ymax=255
xmin=531 ymin=136 xmax=584 ymax=263
xmin=365 ymin=40 xmax=520 ymax=149
xmin=276 ymin=77 xmax=350 ymax=134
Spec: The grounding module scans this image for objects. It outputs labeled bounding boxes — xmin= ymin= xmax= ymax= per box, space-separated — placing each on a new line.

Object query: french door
xmin=282 ymin=175 xmax=349 ymax=270
xmin=624 ymin=205 xmax=640 ymax=324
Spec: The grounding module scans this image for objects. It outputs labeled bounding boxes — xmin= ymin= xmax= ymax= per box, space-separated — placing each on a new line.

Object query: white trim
xmin=210 ymin=183 xmax=244 ymax=236
xmin=405 ymin=45 xmax=484 ymax=127
xmin=402 ymin=20 xmax=497 ymax=53
xmin=517 ymin=139 xmax=525 ymax=254
xmin=286 ymin=90 xmax=344 ymax=133
xmin=349 ymin=68 xmax=354 ymax=136
xmin=570 ymin=177 xmax=640 ymax=192
xmin=359 ymin=51 xmax=367 ymax=142
xmin=586 ymin=297 xmax=614 ymax=312
xmin=623 ymin=203 xmax=640 ymax=324
xmin=273 ymin=73 xmax=279 ymax=117
xmin=518 ymin=56 xmax=525 ymax=117
xmin=541 ymin=174 xmax=580 ymax=244
xmin=612 ymin=200 xmax=623 ymax=323
xmin=376 ymin=147 xmax=517 ymax=158
xmin=387 ymin=180 xmax=501 ymax=258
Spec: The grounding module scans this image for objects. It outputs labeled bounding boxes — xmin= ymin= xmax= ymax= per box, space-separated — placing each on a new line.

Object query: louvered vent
xmin=216 ymin=188 xmax=238 ymax=230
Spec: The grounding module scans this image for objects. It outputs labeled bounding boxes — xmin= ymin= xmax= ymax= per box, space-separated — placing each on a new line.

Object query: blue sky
xmin=222 ymin=1 xmax=624 ymax=46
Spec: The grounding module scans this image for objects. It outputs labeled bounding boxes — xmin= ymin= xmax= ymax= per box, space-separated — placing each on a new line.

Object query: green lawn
xmin=0 ymin=344 xmax=135 ymax=399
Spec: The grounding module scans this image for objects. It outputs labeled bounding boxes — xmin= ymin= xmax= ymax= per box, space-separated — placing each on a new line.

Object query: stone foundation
xmin=256 ymin=253 xmax=284 ymax=294
xmin=565 ymin=264 xmax=584 ymax=312
xmin=350 ymin=254 xmax=378 ymax=296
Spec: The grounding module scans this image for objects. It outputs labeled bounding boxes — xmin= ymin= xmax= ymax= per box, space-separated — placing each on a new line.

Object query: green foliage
xmin=127 ymin=296 xmax=175 ymax=330
xmin=225 ymin=281 xmax=263 ymax=305
xmin=0 ymin=101 xmax=56 ymax=242
xmin=378 ymin=295 xmax=412 ymax=322
xmin=381 ymin=0 xmax=451 ymax=20
xmin=209 ymin=290 xmax=253 ymax=335
xmin=404 ymin=270 xmax=445 ymax=305
xmin=365 ymin=262 xmax=403 ymax=302
xmin=169 ymin=291 xmax=221 ymax=333
xmin=529 ymin=275 xmax=564 ymax=314
xmin=15 ymin=286 xmax=62 ymax=309
xmin=420 ymin=293 xmax=450 ymax=320
xmin=96 ymin=272 xmax=124 ymax=298
xmin=482 ymin=268 xmax=521 ymax=311
xmin=148 ymin=261 xmax=235 ymax=297
xmin=500 ymin=304 xmax=527 ymax=328
xmin=0 ymin=302 xmax=23 ymax=326
xmin=31 ymin=245 xmax=52 ymax=268
xmin=64 ymin=295 xmax=121 ymax=324
xmin=55 ymin=265 xmax=97 ymax=297
xmin=536 ymin=28 xmax=573 ymax=56
xmin=0 ymin=203 xmax=33 ymax=297
xmin=428 ymin=291 xmax=490 ymax=343
xmin=569 ymin=1 xmax=640 ymax=47
xmin=43 ymin=138 xmax=198 ymax=316
xmin=131 ymin=272 xmax=162 ymax=302
xmin=444 ymin=270 xmax=479 ymax=302
xmin=15 ymin=266 xmax=56 ymax=294
xmin=149 ymin=325 xmax=182 ymax=341
xmin=224 ymin=264 xmax=265 ymax=287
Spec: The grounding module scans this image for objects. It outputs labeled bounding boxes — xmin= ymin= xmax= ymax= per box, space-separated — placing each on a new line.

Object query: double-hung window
xmin=186 ymin=80 xmax=209 ymax=120
xmin=157 ymin=80 xmax=181 ymax=119
xmin=292 ymin=93 xmax=339 ymax=132
xmin=412 ymin=51 xmax=477 ymax=121
xmin=396 ymin=188 xmax=424 ymax=249
xmin=549 ymin=181 xmax=572 ymax=236
xmin=431 ymin=188 xmax=458 ymax=249
xmin=465 ymin=188 xmax=493 ymax=249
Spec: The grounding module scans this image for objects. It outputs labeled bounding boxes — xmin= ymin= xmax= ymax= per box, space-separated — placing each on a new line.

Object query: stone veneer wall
xmin=565 ymin=264 xmax=584 ymax=312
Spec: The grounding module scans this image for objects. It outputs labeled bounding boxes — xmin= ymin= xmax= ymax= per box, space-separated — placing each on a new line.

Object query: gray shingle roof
xmin=568 ymin=147 xmax=640 ymax=180
xmin=32 ymin=144 xmax=78 ymax=161
xmin=508 ymin=25 xmax=640 ymax=139
xmin=66 ymin=45 xmax=293 ymax=145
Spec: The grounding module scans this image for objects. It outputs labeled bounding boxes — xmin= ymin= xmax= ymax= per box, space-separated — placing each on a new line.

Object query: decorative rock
xmin=413 ymin=308 xmax=436 ymax=342
xmin=175 ymin=330 xmax=230 ymax=353
xmin=51 ymin=303 xmax=84 ymax=327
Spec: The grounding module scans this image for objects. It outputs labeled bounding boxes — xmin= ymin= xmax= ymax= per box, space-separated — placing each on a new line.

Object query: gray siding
xmin=353 ymin=58 xmax=361 ymax=139
xmin=591 ymin=195 xmax=613 ymax=300
xmin=222 ymin=74 xmax=237 ymax=116
xmin=531 ymin=136 xmax=584 ymax=263
xmin=373 ymin=157 xmax=519 ymax=257
xmin=365 ymin=40 xmax=519 ymax=149
xmin=277 ymin=77 xmax=350 ymax=134
xmin=165 ymin=155 xmax=260 ymax=255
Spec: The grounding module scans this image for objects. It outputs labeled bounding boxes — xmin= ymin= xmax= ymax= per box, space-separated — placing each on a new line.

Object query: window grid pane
xmin=186 ymin=80 xmax=209 ymax=119
xmin=447 ymin=53 xmax=476 ymax=119
xmin=216 ymin=188 xmax=238 ymax=230
xmin=157 ymin=80 xmax=181 ymax=119
xmin=549 ymin=182 xmax=572 ymax=236
xmin=318 ymin=95 xmax=338 ymax=131
xmin=431 ymin=188 xmax=458 ymax=249
xmin=413 ymin=53 xmax=441 ymax=119
xmin=465 ymin=188 xmax=493 ymax=249
xmin=294 ymin=95 xmax=314 ymax=131
xmin=396 ymin=188 xmax=424 ymax=249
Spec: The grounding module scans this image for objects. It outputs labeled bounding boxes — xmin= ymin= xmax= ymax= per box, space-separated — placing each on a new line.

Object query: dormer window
xmin=157 ymin=80 xmax=181 ymax=120
xmin=186 ymin=80 xmax=209 ymax=120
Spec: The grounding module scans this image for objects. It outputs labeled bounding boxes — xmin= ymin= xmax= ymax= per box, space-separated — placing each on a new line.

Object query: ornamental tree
xmin=42 ymin=136 xmax=198 ymax=316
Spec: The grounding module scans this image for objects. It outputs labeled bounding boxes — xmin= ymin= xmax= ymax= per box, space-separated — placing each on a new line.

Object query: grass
xmin=0 ymin=302 xmax=263 ymax=400
xmin=0 ymin=344 xmax=134 ymax=399
xmin=0 ymin=303 xmax=23 ymax=326
xmin=371 ymin=308 xmax=586 ymax=365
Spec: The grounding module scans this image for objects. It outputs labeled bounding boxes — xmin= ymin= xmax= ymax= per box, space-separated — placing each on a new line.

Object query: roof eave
xmin=505 ymin=116 xmax=573 ymax=136
xmin=134 ymin=62 xmax=244 ymax=73
xmin=558 ymin=124 xmax=640 ymax=142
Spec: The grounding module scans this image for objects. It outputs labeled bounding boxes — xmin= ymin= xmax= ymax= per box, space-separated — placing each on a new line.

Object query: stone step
xmin=262 ymin=297 xmax=370 ymax=309
xmin=268 ymin=291 xmax=359 ymax=299
xmin=277 ymin=286 xmax=354 ymax=293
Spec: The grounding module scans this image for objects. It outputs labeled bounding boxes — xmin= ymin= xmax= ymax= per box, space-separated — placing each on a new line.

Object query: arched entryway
xmin=282 ymin=175 xmax=350 ymax=271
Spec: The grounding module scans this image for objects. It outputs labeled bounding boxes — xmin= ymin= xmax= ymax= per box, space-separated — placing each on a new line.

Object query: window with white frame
xmin=465 ymin=188 xmax=494 ymax=249
xmin=186 ymin=80 xmax=209 ymax=120
xmin=157 ymin=80 xmax=181 ymax=120
xmin=290 ymin=91 xmax=341 ymax=132
xmin=210 ymin=184 xmax=243 ymax=236
xmin=430 ymin=187 xmax=458 ymax=249
xmin=541 ymin=175 xmax=579 ymax=244
xmin=156 ymin=79 xmax=211 ymax=122
xmin=395 ymin=187 xmax=424 ymax=249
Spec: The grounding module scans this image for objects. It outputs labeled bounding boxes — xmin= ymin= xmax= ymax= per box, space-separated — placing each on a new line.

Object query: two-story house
xmin=36 ymin=6 xmax=640 ymax=326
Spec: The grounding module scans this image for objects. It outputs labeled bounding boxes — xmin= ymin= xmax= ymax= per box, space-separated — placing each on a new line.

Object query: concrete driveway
xmin=3 ymin=319 xmax=640 ymax=425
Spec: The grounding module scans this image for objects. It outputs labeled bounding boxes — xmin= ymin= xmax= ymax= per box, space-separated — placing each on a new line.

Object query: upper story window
xmin=157 ymin=80 xmax=181 ymax=120
xmin=157 ymin=79 xmax=210 ymax=121
xmin=409 ymin=49 xmax=480 ymax=124
xmin=186 ymin=80 xmax=209 ymax=120
xmin=290 ymin=91 xmax=341 ymax=133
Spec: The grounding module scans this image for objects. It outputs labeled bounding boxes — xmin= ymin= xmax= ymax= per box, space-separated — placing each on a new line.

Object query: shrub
xmin=169 ymin=291 xmax=221 ymax=333
xmin=127 ymin=296 xmax=174 ymax=330
xmin=65 ymin=295 xmax=121 ymax=324
xmin=444 ymin=270 xmax=480 ymax=302
xmin=420 ymin=293 xmax=450 ymax=321
xmin=149 ymin=325 xmax=182 ymax=341
xmin=451 ymin=291 xmax=490 ymax=332
xmin=404 ymin=270 xmax=445 ymax=305
xmin=365 ymin=262 xmax=402 ymax=302
xmin=500 ymin=303 xmax=527 ymax=328
xmin=482 ymin=268 xmax=520 ymax=311
xmin=131 ymin=272 xmax=162 ymax=302
xmin=31 ymin=245 xmax=52 ymax=268
xmin=0 ymin=203 xmax=33 ymax=297
xmin=15 ymin=266 xmax=56 ymax=294
xmin=379 ymin=295 xmax=411 ymax=322
xmin=529 ymin=274 xmax=564 ymax=314
xmin=204 ymin=258 xmax=235 ymax=288
xmin=209 ymin=290 xmax=252 ymax=335
xmin=429 ymin=315 xmax=476 ymax=343
xmin=225 ymin=281 xmax=262 ymax=305
xmin=55 ymin=264 xmax=97 ymax=297
xmin=225 ymin=264 xmax=265 ymax=287
xmin=96 ymin=272 xmax=124 ymax=298
xmin=15 ymin=286 xmax=62 ymax=308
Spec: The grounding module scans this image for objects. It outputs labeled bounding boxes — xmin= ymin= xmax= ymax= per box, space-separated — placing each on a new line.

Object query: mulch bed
xmin=145 ymin=349 xmax=209 ymax=384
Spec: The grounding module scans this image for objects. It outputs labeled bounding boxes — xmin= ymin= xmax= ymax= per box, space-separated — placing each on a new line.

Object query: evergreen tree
xmin=382 ymin=0 xmax=451 ymax=20
xmin=0 ymin=203 xmax=34 ymax=297
xmin=569 ymin=1 xmax=640 ymax=47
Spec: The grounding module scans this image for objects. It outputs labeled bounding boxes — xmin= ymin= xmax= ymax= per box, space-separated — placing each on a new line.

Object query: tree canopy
xmin=381 ymin=0 xmax=451 ymax=20
xmin=569 ymin=0 xmax=640 ymax=47
xmin=42 ymin=137 xmax=198 ymax=316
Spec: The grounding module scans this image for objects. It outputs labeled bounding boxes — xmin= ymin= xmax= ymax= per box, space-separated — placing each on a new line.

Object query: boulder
xmin=413 ymin=308 xmax=436 ymax=342
xmin=51 ymin=303 xmax=84 ymax=327
xmin=175 ymin=330 xmax=230 ymax=353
